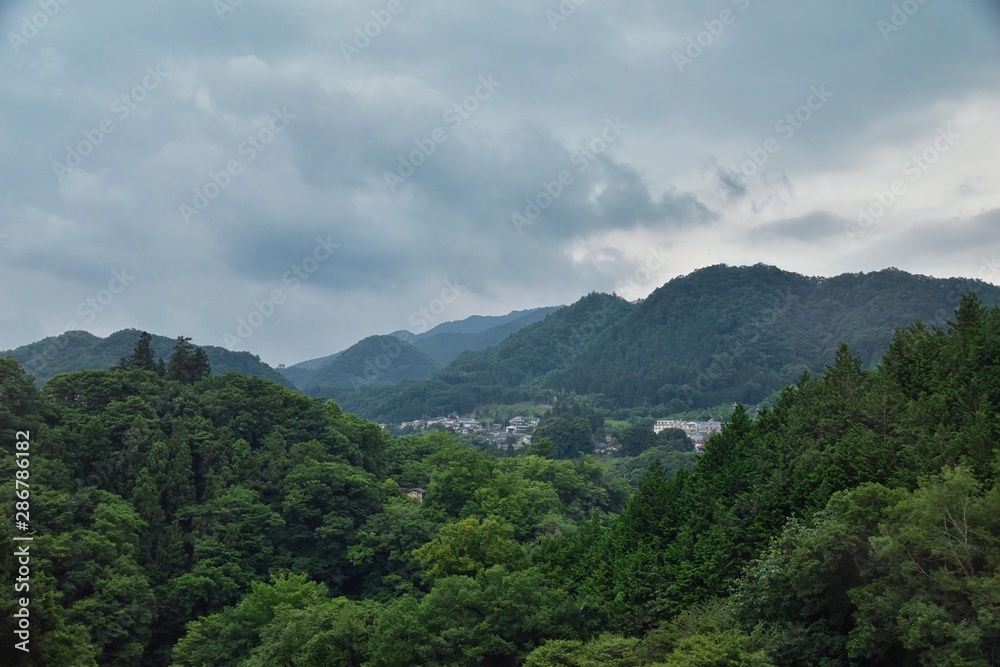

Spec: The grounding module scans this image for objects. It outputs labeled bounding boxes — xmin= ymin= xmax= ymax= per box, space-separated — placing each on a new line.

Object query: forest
xmin=1 ymin=293 xmax=999 ymax=666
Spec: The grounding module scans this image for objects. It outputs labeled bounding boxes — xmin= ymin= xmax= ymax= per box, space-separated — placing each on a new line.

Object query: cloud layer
xmin=2 ymin=0 xmax=999 ymax=364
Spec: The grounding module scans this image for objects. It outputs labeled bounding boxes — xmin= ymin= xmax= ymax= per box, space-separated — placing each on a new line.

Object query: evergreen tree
xmin=165 ymin=336 xmax=211 ymax=383
xmin=132 ymin=331 xmax=157 ymax=372
xmin=165 ymin=336 xmax=194 ymax=382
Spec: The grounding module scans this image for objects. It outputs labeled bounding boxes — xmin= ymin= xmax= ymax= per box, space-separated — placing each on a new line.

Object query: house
xmin=654 ymin=419 xmax=685 ymax=434
xmin=700 ymin=419 xmax=723 ymax=434
xmin=402 ymin=487 xmax=426 ymax=501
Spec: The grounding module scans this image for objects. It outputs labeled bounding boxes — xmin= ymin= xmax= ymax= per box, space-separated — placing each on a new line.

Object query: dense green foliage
xmin=0 ymin=357 xmax=625 ymax=665
xmin=1 ymin=293 xmax=998 ymax=666
xmin=548 ymin=265 xmax=1000 ymax=412
xmin=1 ymin=329 xmax=292 ymax=388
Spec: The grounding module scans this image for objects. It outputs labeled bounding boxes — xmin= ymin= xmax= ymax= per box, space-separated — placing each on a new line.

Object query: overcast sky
xmin=2 ymin=0 xmax=999 ymax=366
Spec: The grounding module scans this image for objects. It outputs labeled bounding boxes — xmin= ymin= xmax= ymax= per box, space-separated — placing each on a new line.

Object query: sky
xmin=2 ymin=0 xmax=999 ymax=366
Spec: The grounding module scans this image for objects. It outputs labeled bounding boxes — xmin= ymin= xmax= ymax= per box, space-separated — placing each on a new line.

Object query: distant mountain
xmin=408 ymin=307 xmax=562 ymax=338
xmin=332 ymin=293 xmax=636 ymax=421
xmin=402 ymin=306 xmax=563 ymax=365
xmin=1 ymin=329 xmax=295 ymax=389
xmin=289 ymin=351 xmax=341 ymax=370
xmin=298 ymin=335 xmax=439 ymax=395
xmin=329 ymin=265 xmax=1000 ymax=421
xmin=279 ymin=306 xmax=560 ymax=385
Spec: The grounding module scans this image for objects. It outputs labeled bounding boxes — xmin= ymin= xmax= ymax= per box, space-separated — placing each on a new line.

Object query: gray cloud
xmin=1 ymin=0 xmax=998 ymax=364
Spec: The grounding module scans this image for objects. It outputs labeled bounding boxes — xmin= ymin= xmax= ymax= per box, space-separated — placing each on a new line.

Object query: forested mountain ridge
xmin=324 ymin=264 xmax=1000 ymax=421
xmin=0 ymin=329 xmax=293 ymax=389
xmin=1 ymin=294 xmax=997 ymax=665
xmin=542 ymin=264 xmax=1000 ymax=411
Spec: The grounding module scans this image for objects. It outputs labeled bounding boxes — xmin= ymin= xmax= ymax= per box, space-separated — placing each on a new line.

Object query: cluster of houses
xmin=398 ymin=414 xmax=487 ymax=434
xmin=654 ymin=419 xmax=723 ymax=452
xmin=392 ymin=414 xmax=725 ymax=454
xmin=396 ymin=414 xmax=542 ymax=448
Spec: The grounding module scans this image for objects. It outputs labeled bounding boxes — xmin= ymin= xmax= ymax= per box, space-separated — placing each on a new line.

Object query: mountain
xmin=0 ymin=328 xmax=295 ymax=389
xmin=544 ymin=264 xmax=1000 ymax=411
xmin=279 ymin=306 xmax=560 ymax=386
xmin=401 ymin=306 xmax=563 ymax=365
xmin=299 ymin=335 xmax=440 ymax=395
xmin=329 ymin=265 xmax=1000 ymax=421
xmin=288 ymin=351 xmax=342 ymax=370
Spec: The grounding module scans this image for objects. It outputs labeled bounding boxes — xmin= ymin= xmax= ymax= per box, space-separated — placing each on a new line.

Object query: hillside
xmin=544 ymin=264 xmax=1000 ymax=410
xmin=0 ymin=328 xmax=295 ymax=389
xmin=300 ymin=335 xmax=440 ymax=394
xmin=336 ymin=265 xmax=1000 ymax=421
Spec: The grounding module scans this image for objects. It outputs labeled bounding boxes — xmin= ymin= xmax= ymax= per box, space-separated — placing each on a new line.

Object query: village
xmin=390 ymin=414 xmax=724 ymax=454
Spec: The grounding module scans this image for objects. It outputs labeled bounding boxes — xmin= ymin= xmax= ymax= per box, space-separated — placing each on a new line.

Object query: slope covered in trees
xmin=545 ymin=264 xmax=1000 ymax=411
xmin=553 ymin=292 xmax=1000 ymax=664
xmin=0 ymin=352 xmax=627 ymax=666
xmin=1 ymin=329 xmax=292 ymax=389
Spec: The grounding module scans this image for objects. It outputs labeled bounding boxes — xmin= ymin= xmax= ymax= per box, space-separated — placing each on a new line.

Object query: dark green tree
xmin=165 ymin=336 xmax=211 ymax=384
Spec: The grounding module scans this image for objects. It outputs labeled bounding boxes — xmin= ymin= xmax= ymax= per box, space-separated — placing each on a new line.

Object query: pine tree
xmin=190 ymin=347 xmax=211 ymax=382
xmin=132 ymin=331 xmax=156 ymax=372
xmin=165 ymin=336 xmax=193 ymax=382
xmin=165 ymin=336 xmax=211 ymax=383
